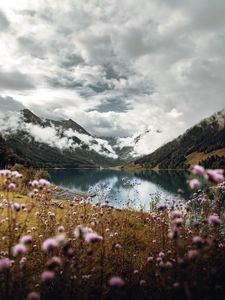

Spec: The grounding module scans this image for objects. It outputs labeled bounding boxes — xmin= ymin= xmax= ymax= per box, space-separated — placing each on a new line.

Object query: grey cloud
xmin=59 ymin=53 xmax=84 ymax=68
xmin=0 ymin=10 xmax=10 ymax=31
xmin=0 ymin=96 xmax=25 ymax=112
xmin=0 ymin=70 xmax=35 ymax=90
xmin=17 ymin=36 xmax=46 ymax=58
xmin=88 ymin=98 xmax=132 ymax=113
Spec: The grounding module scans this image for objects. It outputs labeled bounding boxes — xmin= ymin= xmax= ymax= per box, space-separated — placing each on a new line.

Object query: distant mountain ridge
xmin=0 ymin=108 xmax=138 ymax=168
xmin=1 ymin=106 xmax=225 ymax=169
xmin=132 ymin=109 xmax=225 ymax=169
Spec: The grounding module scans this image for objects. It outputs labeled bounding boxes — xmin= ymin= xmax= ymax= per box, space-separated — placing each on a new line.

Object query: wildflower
xmin=20 ymin=235 xmax=33 ymax=245
xmin=0 ymin=258 xmax=11 ymax=271
xmin=42 ymin=238 xmax=58 ymax=251
xmin=85 ymin=232 xmax=103 ymax=243
xmin=165 ymin=261 xmax=173 ymax=268
xmin=58 ymin=226 xmax=65 ymax=232
xmin=27 ymin=292 xmax=40 ymax=300
xmin=11 ymin=203 xmax=20 ymax=212
xmin=139 ymin=279 xmax=146 ymax=286
xmin=109 ymin=276 xmax=125 ymax=287
xmin=171 ymin=211 xmax=182 ymax=219
xmin=74 ymin=225 xmax=102 ymax=243
xmin=31 ymin=180 xmax=39 ymax=187
xmin=12 ymin=243 xmax=26 ymax=257
xmin=46 ymin=256 xmax=61 ymax=269
xmin=41 ymin=270 xmax=55 ymax=283
xmin=0 ymin=169 xmax=11 ymax=177
xmin=74 ymin=225 xmax=92 ymax=239
xmin=173 ymin=282 xmax=180 ymax=289
xmin=208 ymin=215 xmax=221 ymax=225
xmin=8 ymin=183 xmax=16 ymax=191
xmin=39 ymin=179 xmax=50 ymax=187
xmin=159 ymin=251 xmax=165 ymax=258
xmin=147 ymin=256 xmax=154 ymax=263
xmin=174 ymin=218 xmax=183 ymax=226
xmin=192 ymin=165 xmax=205 ymax=176
xmin=67 ymin=248 xmax=76 ymax=258
xmin=192 ymin=236 xmax=204 ymax=246
xmin=207 ymin=169 xmax=224 ymax=182
xmin=187 ymin=249 xmax=198 ymax=260
xmin=189 ymin=179 xmax=200 ymax=190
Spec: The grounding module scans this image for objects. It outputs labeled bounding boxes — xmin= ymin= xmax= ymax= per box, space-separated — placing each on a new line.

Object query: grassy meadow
xmin=0 ymin=167 xmax=225 ymax=300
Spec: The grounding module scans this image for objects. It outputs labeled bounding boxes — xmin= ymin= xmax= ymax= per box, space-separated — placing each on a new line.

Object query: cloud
xmin=0 ymin=10 xmax=9 ymax=31
xmin=0 ymin=0 xmax=224 ymax=153
xmin=0 ymin=70 xmax=35 ymax=90
xmin=0 ymin=95 xmax=25 ymax=112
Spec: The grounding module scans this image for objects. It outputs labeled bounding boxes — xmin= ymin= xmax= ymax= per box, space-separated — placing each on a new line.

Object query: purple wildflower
xmin=0 ymin=258 xmax=11 ymax=271
xmin=20 ymin=235 xmax=33 ymax=245
xmin=208 ymin=215 xmax=221 ymax=225
xmin=12 ymin=243 xmax=26 ymax=257
xmin=42 ymin=238 xmax=58 ymax=251
xmin=85 ymin=232 xmax=103 ymax=243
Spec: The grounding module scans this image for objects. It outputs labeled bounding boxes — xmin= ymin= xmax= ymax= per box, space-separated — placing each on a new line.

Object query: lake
xmin=48 ymin=169 xmax=191 ymax=210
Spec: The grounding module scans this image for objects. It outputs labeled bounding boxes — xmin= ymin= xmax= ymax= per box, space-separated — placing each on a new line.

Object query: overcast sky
xmin=0 ymin=0 xmax=225 ymax=142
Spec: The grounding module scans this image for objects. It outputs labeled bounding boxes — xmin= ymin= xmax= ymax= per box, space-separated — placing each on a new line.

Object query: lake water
xmin=48 ymin=169 xmax=191 ymax=210
xmin=49 ymin=169 xmax=190 ymax=210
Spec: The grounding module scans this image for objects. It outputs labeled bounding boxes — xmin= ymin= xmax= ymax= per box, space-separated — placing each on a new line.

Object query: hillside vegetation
xmin=133 ymin=110 xmax=225 ymax=169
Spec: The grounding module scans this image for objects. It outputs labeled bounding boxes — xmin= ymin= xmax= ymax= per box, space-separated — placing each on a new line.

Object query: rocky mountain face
xmin=132 ymin=109 xmax=225 ymax=169
xmin=0 ymin=109 xmax=138 ymax=168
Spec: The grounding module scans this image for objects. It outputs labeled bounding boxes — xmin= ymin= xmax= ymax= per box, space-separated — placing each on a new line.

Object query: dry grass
xmin=187 ymin=147 xmax=225 ymax=166
xmin=0 ymin=172 xmax=225 ymax=300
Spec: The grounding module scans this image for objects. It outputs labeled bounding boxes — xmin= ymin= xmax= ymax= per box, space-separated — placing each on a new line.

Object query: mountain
xmin=0 ymin=108 xmax=141 ymax=168
xmin=131 ymin=109 xmax=225 ymax=169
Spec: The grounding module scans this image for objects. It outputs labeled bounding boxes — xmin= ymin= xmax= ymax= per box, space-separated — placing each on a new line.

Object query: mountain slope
xmin=132 ymin=109 xmax=225 ymax=169
xmin=0 ymin=109 xmax=122 ymax=168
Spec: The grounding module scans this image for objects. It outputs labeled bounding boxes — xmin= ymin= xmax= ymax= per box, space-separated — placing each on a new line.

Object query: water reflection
xmin=48 ymin=169 xmax=191 ymax=210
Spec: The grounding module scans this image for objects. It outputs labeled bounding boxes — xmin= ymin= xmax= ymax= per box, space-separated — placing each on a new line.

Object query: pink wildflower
xmin=109 ymin=276 xmax=125 ymax=287
xmin=189 ymin=179 xmax=200 ymax=190
xmin=8 ymin=183 xmax=16 ymax=191
xmin=207 ymin=169 xmax=224 ymax=183
xmin=39 ymin=179 xmax=50 ymax=187
xmin=27 ymin=292 xmax=40 ymax=300
xmin=139 ymin=279 xmax=146 ymax=286
xmin=41 ymin=271 xmax=55 ymax=283
xmin=192 ymin=165 xmax=205 ymax=176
